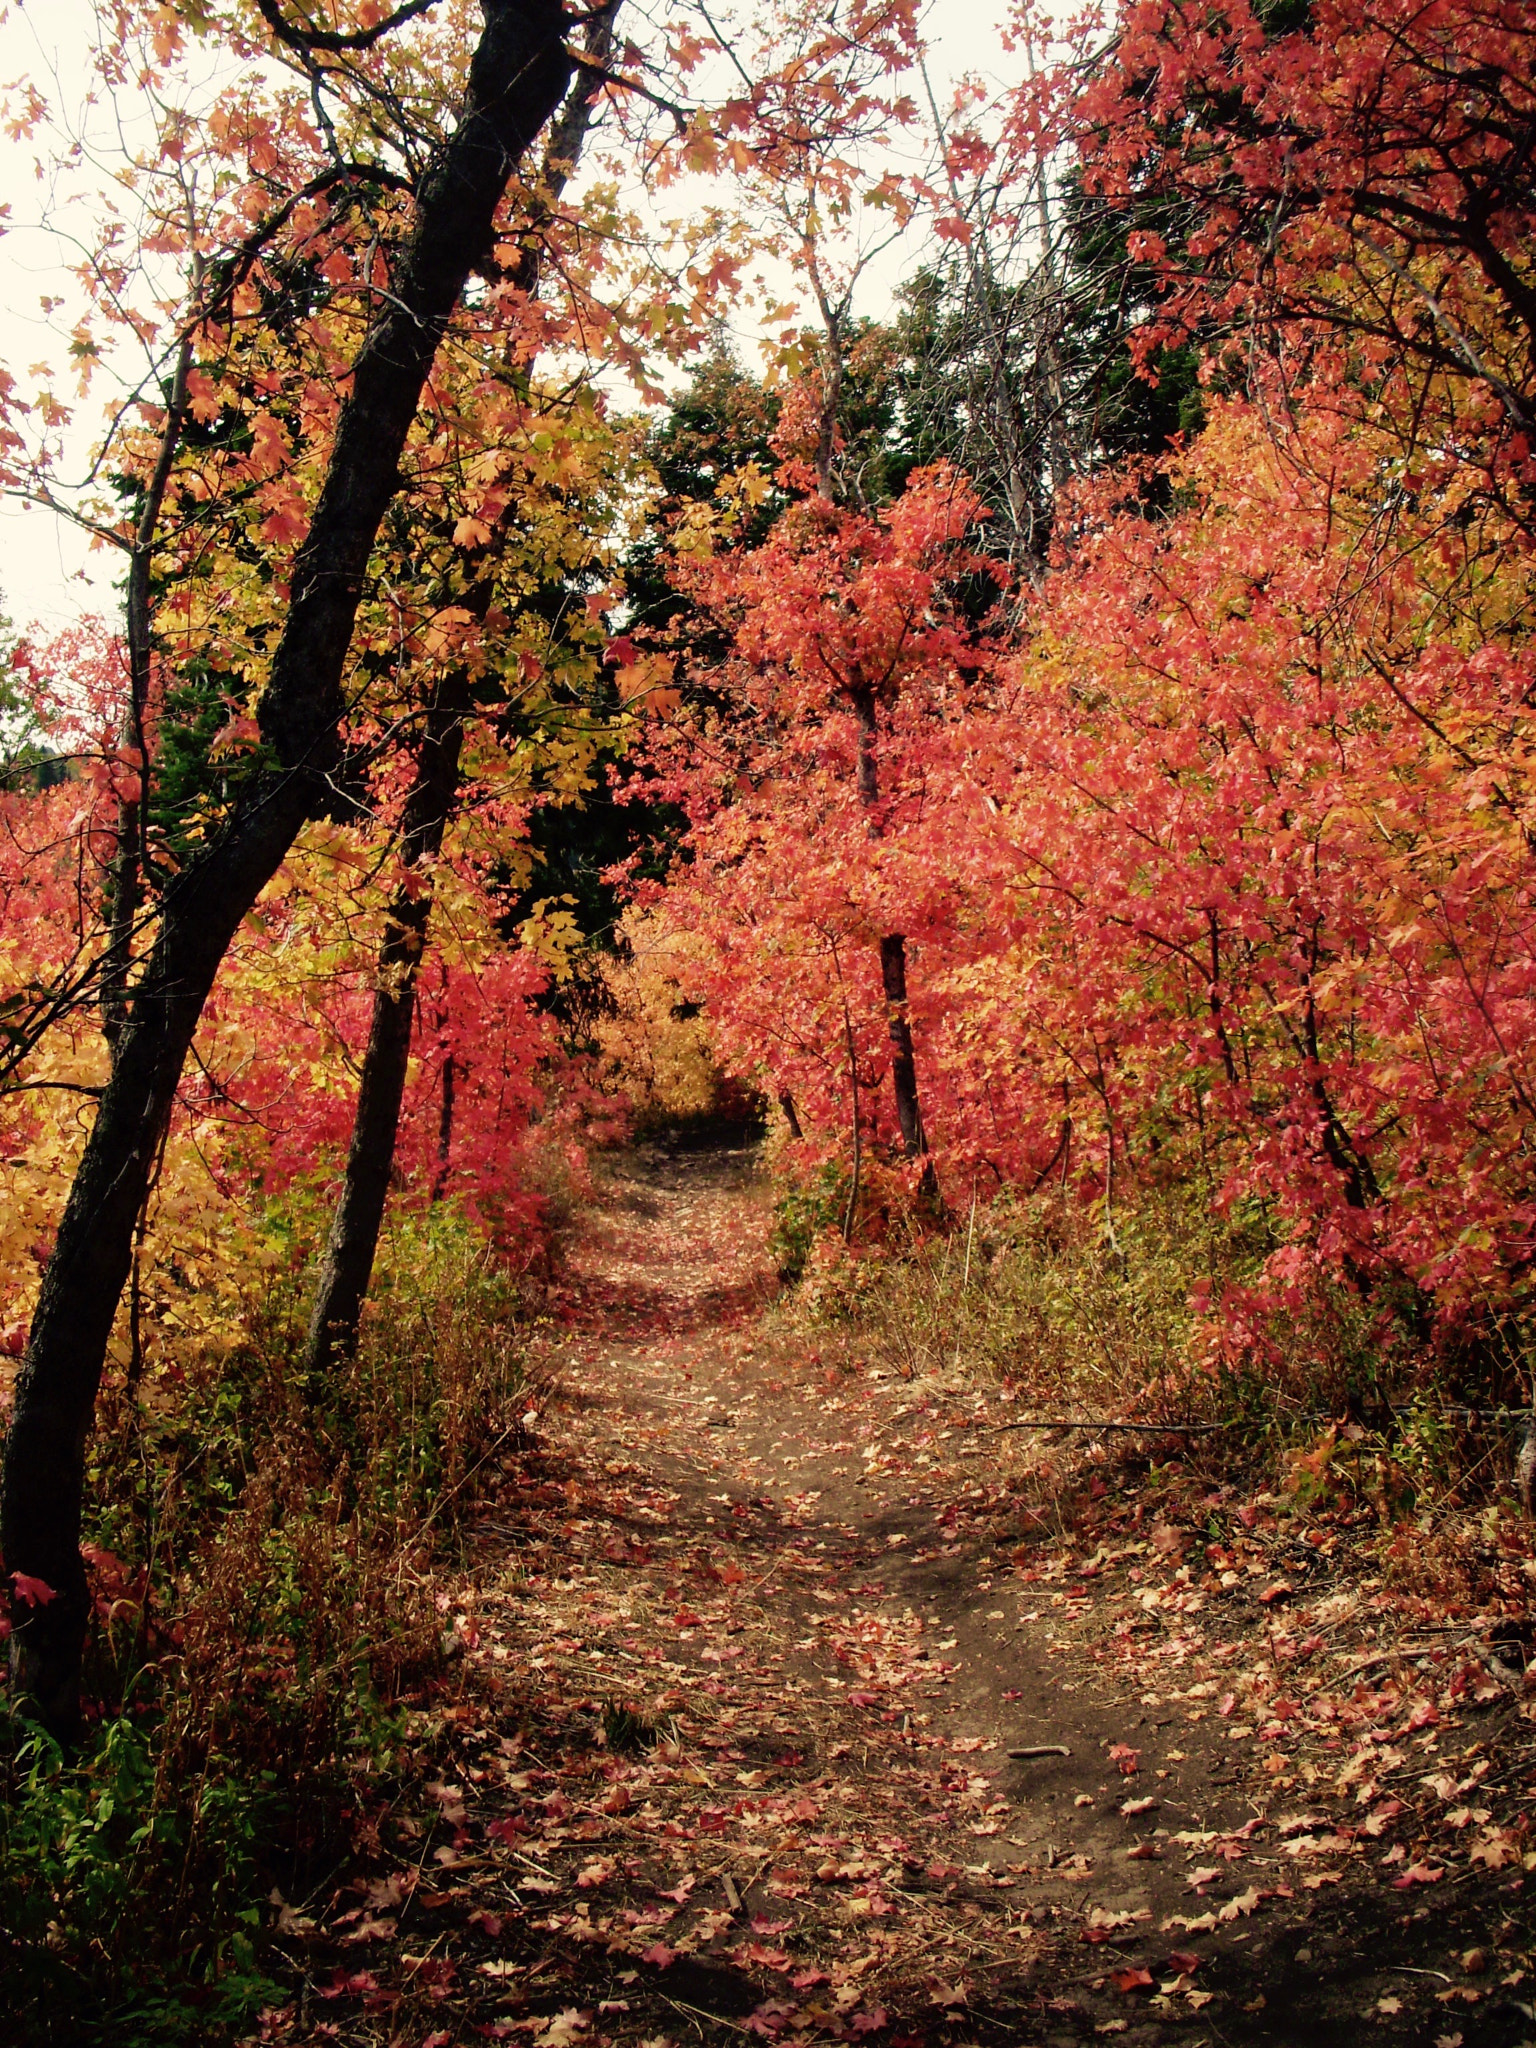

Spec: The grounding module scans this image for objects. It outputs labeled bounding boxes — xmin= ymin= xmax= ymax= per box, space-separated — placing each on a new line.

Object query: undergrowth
xmin=0 ymin=1202 xmax=541 ymax=2046
xmin=791 ymin=1172 xmax=1535 ymax=1520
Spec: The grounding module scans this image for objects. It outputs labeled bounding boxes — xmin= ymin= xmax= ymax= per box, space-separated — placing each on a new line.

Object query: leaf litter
xmin=258 ymin=1143 xmax=1536 ymax=2045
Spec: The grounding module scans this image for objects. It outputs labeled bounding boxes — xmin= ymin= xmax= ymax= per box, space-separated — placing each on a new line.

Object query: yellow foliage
xmin=595 ymin=907 xmax=721 ymax=1125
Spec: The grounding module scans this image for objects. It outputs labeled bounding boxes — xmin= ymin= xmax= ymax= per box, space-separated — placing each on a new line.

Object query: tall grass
xmin=797 ymin=1175 xmax=1533 ymax=1509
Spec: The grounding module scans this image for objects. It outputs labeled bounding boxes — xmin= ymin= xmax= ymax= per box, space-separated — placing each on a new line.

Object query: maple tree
xmin=1068 ymin=0 xmax=1536 ymax=483
xmin=630 ymin=455 xmax=1004 ymax=1211
xmin=612 ymin=0 xmax=1536 ymax=1371
xmin=0 ymin=0 xmax=580 ymax=1732
xmin=302 ymin=22 xmax=624 ymax=1388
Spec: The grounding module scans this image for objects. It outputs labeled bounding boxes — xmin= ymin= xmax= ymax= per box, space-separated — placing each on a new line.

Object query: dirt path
xmin=274 ymin=1143 xmax=1533 ymax=2047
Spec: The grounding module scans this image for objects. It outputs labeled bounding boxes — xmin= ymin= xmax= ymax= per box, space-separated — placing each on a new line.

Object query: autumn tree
xmin=1071 ymin=0 xmax=1536 ymax=481
xmin=0 ymin=0 xmax=580 ymax=1735
xmin=303 ymin=17 xmax=622 ymax=1386
xmin=0 ymin=0 xmax=932 ymax=1735
xmin=632 ymin=462 xmax=1002 ymax=1207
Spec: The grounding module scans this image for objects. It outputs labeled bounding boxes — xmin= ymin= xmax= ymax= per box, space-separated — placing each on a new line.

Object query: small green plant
xmin=769 ymin=1163 xmax=850 ymax=1282
xmin=602 ymin=1701 xmax=661 ymax=1752
xmin=0 ymin=1707 xmax=276 ymax=2044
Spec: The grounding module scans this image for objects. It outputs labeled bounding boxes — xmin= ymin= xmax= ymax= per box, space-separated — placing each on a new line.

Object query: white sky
xmin=0 ymin=0 xmax=1015 ymax=632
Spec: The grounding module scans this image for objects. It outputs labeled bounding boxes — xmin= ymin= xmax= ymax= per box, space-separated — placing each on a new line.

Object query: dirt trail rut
xmin=277 ymin=1142 xmax=1532 ymax=2047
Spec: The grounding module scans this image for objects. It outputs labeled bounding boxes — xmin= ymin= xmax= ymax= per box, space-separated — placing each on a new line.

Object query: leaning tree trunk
xmin=0 ymin=0 xmax=574 ymax=1738
xmin=302 ymin=16 xmax=615 ymax=1389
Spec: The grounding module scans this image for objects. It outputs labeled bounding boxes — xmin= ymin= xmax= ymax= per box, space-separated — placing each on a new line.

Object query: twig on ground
xmin=986 ymin=1416 xmax=1232 ymax=1436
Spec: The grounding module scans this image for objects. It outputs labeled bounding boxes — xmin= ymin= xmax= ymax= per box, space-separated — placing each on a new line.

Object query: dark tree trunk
xmin=879 ymin=933 xmax=926 ymax=1160
xmin=303 ymin=684 xmax=469 ymax=1386
xmin=301 ymin=13 xmax=615 ymax=1387
xmin=103 ymin=332 xmax=194 ymax=1044
xmin=432 ymin=1054 xmax=457 ymax=1202
xmin=0 ymin=0 xmax=574 ymax=1738
xmin=849 ymin=685 xmax=934 ymax=1177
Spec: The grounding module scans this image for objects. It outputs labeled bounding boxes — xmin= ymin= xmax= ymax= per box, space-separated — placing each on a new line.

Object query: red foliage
xmin=1069 ymin=0 xmax=1536 ymax=464
xmin=636 ymin=390 xmax=1536 ymax=1335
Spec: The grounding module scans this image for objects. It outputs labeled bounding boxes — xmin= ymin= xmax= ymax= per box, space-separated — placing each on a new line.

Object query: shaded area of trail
xmin=269 ymin=1141 xmax=1531 ymax=2047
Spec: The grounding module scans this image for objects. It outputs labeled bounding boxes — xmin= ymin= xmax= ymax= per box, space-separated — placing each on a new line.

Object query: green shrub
xmin=768 ymin=1162 xmax=850 ymax=1282
xmin=829 ymin=1174 xmax=1531 ymax=1501
xmin=0 ymin=1707 xmax=274 ymax=2045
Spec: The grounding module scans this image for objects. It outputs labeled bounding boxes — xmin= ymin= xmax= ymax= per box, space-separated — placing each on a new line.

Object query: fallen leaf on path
xmin=927 ymin=1979 xmax=969 ymax=2008
xmin=1081 ymin=1900 xmax=1146 ymax=1933
xmin=1218 ymin=1888 xmax=1262 ymax=1920
xmin=1469 ymin=1831 xmax=1520 ymax=1870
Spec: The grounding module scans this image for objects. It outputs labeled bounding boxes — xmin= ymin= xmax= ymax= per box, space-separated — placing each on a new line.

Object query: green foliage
xmin=0 ymin=1708 xmax=275 ymax=2045
xmin=851 ymin=1184 xmax=1209 ymax=1398
xmin=768 ymin=1162 xmax=850 ymax=1282
xmin=0 ymin=602 xmax=56 ymax=790
xmin=601 ymin=1701 xmax=661 ymax=1752
xmin=815 ymin=1177 xmax=1529 ymax=1505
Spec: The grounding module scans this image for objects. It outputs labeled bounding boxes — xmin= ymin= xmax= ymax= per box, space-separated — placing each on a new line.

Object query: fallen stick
xmin=985 ymin=1405 xmax=1535 ymax=1438
xmin=987 ymin=1417 xmax=1231 ymax=1435
xmin=1008 ymin=1744 xmax=1071 ymax=1759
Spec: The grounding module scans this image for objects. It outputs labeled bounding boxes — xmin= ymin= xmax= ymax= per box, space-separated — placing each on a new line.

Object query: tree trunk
xmin=0 ymin=0 xmax=574 ymax=1738
xmin=432 ymin=1054 xmax=457 ymax=1202
xmin=103 ymin=330 xmax=195 ymax=1044
xmin=879 ymin=933 xmax=926 ymax=1160
xmin=303 ymin=684 xmax=469 ymax=1386
xmin=301 ymin=13 xmax=616 ymax=1388
xmin=849 ymin=684 xmax=934 ymax=1177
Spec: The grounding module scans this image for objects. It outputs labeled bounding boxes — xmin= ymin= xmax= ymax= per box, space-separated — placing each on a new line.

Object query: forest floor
xmin=267 ymin=1141 xmax=1536 ymax=2048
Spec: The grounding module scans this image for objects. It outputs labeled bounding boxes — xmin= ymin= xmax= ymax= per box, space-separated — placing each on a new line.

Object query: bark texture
xmin=0 ymin=0 xmax=574 ymax=1737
